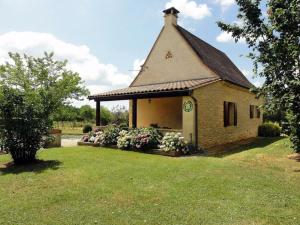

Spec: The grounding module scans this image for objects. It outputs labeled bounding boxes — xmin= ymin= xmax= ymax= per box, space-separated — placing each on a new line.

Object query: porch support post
xmin=96 ymin=100 xmax=101 ymax=126
xmin=132 ymin=99 xmax=137 ymax=128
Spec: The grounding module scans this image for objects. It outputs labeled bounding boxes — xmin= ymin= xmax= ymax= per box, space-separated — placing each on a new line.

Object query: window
xmin=256 ymin=106 xmax=261 ymax=118
xmin=224 ymin=101 xmax=237 ymax=127
xmin=250 ymin=105 xmax=255 ymax=119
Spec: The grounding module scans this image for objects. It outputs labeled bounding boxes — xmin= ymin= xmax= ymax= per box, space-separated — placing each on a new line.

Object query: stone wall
xmin=193 ymin=81 xmax=263 ymax=149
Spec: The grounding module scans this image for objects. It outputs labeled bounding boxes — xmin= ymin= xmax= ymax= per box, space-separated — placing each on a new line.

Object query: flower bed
xmin=79 ymin=126 xmax=190 ymax=156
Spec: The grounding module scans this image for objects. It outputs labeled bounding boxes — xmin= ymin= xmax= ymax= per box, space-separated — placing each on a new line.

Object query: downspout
xmin=189 ymin=90 xmax=198 ymax=151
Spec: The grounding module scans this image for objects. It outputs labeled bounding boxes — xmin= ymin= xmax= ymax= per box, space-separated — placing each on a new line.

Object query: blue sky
xmin=0 ymin=0 xmax=264 ymax=108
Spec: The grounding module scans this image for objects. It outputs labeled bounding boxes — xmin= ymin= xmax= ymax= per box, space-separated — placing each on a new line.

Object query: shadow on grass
xmin=210 ymin=137 xmax=284 ymax=158
xmin=287 ymin=153 xmax=300 ymax=165
xmin=0 ymin=159 xmax=62 ymax=175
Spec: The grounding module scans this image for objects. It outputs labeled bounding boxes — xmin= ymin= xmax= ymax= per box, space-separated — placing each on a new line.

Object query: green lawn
xmin=0 ymin=138 xmax=299 ymax=225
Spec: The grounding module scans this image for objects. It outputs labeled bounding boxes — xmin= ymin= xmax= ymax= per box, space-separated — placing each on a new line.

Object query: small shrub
xmin=130 ymin=128 xmax=162 ymax=151
xmin=81 ymin=131 xmax=105 ymax=144
xmin=93 ymin=131 xmax=105 ymax=144
xmin=258 ymin=122 xmax=281 ymax=137
xmin=88 ymin=131 xmax=96 ymax=142
xmin=81 ymin=134 xmax=89 ymax=142
xmin=159 ymin=132 xmax=189 ymax=154
xmin=117 ymin=130 xmax=132 ymax=149
xmin=83 ymin=124 xmax=92 ymax=133
xmin=93 ymin=127 xmax=101 ymax=133
xmin=99 ymin=125 xmax=121 ymax=146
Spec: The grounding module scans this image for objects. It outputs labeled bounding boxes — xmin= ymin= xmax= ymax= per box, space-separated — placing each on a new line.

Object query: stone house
xmin=89 ymin=7 xmax=263 ymax=150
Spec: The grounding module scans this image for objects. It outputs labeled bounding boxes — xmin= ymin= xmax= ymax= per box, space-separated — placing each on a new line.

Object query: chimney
xmin=163 ymin=7 xmax=180 ymax=26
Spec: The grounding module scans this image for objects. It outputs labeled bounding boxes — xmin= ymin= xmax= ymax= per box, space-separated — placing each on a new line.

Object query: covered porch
xmin=87 ymin=79 xmax=208 ymax=148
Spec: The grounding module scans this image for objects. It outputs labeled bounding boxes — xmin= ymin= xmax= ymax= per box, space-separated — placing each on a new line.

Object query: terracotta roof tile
xmin=89 ymin=77 xmax=219 ymax=99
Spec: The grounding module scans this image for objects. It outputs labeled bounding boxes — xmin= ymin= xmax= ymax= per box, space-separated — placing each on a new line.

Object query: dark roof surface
xmin=176 ymin=25 xmax=253 ymax=89
xmin=89 ymin=77 xmax=220 ymax=99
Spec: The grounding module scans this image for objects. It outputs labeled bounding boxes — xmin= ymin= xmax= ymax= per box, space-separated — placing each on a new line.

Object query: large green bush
xmin=0 ymin=52 xmax=88 ymax=164
xmin=258 ymin=122 xmax=281 ymax=137
xmin=0 ymin=87 xmax=50 ymax=163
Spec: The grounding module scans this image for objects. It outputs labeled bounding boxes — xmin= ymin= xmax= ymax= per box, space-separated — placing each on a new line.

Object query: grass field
xmin=53 ymin=121 xmax=87 ymax=135
xmin=0 ymin=138 xmax=299 ymax=225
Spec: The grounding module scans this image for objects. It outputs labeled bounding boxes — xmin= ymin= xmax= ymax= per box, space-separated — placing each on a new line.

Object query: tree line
xmin=53 ymin=104 xmax=129 ymax=126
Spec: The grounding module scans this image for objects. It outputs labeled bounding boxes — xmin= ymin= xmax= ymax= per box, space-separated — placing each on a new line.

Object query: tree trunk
xmin=10 ymin=149 xmax=37 ymax=164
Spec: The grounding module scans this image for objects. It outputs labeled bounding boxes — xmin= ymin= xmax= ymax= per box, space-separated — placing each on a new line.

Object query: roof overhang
xmin=88 ymin=89 xmax=191 ymax=101
xmin=88 ymin=77 xmax=221 ymax=101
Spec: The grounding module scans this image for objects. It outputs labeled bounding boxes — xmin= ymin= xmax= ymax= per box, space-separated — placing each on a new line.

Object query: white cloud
xmin=216 ymin=31 xmax=233 ymax=42
xmin=0 ymin=31 xmax=138 ymax=109
xmin=165 ymin=0 xmax=211 ymax=20
xmin=216 ymin=31 xmax=245 ymax=43
xmin=214 ymin=0 xmax=235 ymax=11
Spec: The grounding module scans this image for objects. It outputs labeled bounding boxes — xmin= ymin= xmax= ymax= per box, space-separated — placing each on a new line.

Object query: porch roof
xmin=88 ymin=77 xmax=220 ymax=101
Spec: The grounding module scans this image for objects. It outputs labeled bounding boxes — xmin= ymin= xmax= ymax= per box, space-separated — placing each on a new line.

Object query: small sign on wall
xmin=183 ymin=100 xmax=193 ymax=112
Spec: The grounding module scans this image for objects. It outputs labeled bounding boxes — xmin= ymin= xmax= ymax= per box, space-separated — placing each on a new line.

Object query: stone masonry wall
xmin=193 ymin=81 xmax=263 ymax=149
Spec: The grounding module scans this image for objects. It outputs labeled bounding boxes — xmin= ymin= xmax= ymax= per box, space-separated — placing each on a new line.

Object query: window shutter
xmin=257 ymin=106 xmax=261 ymax=118
xmin=234 ymin=103 xmax=237 ymax=126
xmin=250 ymin=105 xmax=254 ymax=119
xmin=224 ymin=101 xmax=229 ymax=127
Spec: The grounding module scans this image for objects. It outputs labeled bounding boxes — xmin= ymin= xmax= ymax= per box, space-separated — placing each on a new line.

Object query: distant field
xmin=0 ymin=137 xmax=299 ymax=225
xmin=53 ymin=121 xmax=94 ymax=135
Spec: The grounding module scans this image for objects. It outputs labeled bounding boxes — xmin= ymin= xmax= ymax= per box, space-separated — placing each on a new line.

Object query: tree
xmin=79 ymin=105 xmax=95 ymax=122
xmin=217 ymin=0 xmax=300 ymax=152
xmin=111 ymin=105 xmax=129 ymax=126
xmin=0 ymin=52 xmax=89 ymax=164
xmin=100 ymin=106 xmax=113 ymax=125
xmin=53 ymin=105 xmax=80 ymax=121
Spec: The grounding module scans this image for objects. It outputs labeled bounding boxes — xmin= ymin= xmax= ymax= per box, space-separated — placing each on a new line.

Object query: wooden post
xmin=132 ymin=99 xmax=137 ymax=128
xmin=96 ymin=100 xmax=100 ymax=126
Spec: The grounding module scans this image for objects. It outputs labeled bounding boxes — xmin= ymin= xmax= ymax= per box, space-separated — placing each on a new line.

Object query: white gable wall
xmin=131 ymin=24 xmax=218 ymax=86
